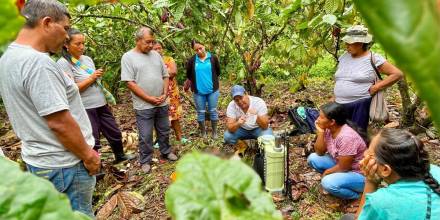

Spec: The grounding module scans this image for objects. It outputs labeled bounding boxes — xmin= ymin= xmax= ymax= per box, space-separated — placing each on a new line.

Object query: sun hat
xmin=342 ymin=25 xmax=373 ymax=44
xmin=231 ymin=85 xmax=246 ymax=98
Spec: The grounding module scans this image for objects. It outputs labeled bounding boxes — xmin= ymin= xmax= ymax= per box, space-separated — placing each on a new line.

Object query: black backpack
xmin=288 ymin=107 xmax=319 ymax=136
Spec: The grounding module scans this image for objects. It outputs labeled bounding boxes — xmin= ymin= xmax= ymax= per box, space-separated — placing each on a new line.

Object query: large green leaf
xmin=0 ymin=158 xmax=91 ymax=220
xmin=0 ymin=0 xmax=24 ymax=47
xmin=165 ymin=152 xmax=282 ymax=220
xmin=353 ymin=0 xmax=440 ymax=128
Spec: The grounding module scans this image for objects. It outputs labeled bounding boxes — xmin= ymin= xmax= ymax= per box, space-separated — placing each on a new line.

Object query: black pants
xmin=86 ymin=105 xmax=124 ymax=157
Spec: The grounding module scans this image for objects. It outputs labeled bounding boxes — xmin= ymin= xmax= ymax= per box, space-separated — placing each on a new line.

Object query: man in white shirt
xmin=224 ymin=85 xmax=273 ymax=144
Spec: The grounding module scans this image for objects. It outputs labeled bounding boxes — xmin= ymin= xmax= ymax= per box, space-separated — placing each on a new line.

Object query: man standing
xmin=121 ymin=27 xmax=178 ymax=173
xmin=0 ymin=0 xmax=99 ymax=217
xmin=224 ymin=85 xmax=273 ymax=144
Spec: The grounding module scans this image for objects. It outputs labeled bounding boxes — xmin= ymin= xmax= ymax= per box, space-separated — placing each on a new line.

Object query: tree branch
xmin=74 ymin=14 xmax=156 ymax=31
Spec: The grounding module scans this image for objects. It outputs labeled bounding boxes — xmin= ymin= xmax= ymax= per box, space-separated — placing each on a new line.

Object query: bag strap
xmin=426 ymin=187 xmax=432 ymax=220
xmin=370 ymin=52 xmax=383 ymax=80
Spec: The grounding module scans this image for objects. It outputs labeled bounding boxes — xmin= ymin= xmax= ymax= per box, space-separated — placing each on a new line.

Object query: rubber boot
xmin=211 ymin=120 xmax=218 ymax=139
xmin=198 ymin=121 xmax=207 ymax=138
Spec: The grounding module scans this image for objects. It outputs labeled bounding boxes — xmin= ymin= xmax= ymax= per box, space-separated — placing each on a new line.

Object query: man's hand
xmin=83 ymin=149 xmax=101 ymax=176
xmin=146 ymin=96 xmax=163 ymax=105
xmin=158 ymin=94 xmax=167 ymax=104
xmin=247 ymin=108 xmax=257 ymax=115
xmin=237 ymin=115 xmax=246 ymax=125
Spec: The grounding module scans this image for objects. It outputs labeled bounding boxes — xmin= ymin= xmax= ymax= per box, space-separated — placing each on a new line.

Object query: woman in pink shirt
xmin=307 ymin=102 xmax=367 ymax=199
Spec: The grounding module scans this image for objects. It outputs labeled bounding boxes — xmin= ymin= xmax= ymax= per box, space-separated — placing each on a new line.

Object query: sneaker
xmin=165 ymin=153 xmax=178 ymax=161
xmin=113 ymin=153 xmax=136 ymax=164
xmin=141 ymin=163 xmax=151 ymax=173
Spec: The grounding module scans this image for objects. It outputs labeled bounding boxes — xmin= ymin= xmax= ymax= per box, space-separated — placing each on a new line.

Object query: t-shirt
xmin=226 ymin=96 xmax=268 ymax=130
xmin=57 ymin=55 xmax=106 ymax=109
xmin=121 ymin=49 xmax=169 ymax=110
xmin=195 ymin=52 xmax=213 ymax=95
xmin=0 ymin=43 xmax=94 ymax=169
xmin=334 ymin=52 xmax=386 ymax=104
xmin=324 ymin=124 xmax=366 ymax=172
xmin=359 ymin=165 xmax=440 ymax=220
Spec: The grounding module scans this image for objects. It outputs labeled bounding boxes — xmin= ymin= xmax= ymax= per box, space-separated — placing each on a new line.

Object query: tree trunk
xmin=397 ymin=78 xmax=422 ymax=128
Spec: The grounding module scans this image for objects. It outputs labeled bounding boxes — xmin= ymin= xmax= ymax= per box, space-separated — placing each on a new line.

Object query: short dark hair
xmin=191 ymin=39 xmax=203 ymax=49
xmin=22 ymin=0 xmax=70 ymax=28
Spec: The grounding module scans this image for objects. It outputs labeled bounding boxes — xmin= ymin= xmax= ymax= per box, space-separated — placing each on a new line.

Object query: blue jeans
xmin=26 ymin=162 xmax=96 ymax=217
xmin=136 ymin=105 xmax=172 ymax=164
xmin=194 ymin=90 xmax=219 ymax=122
xmin=224 ymin=127 xmax=273 ymax=144
xmin=307 ymin=153 xmax=365 ymax=199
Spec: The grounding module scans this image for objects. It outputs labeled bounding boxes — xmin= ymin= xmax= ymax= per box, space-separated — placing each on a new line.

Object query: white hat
xmin=342 ymin=25 xmax=373 ymax=44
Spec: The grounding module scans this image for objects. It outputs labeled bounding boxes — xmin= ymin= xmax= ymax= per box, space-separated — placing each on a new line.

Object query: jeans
xmin=26 ymin=162 xmax=96 ymax=217
xmin=86 ymin=105 xmax=124 ymax=156
xmin=193 ymin=90 xmax=219 ymax=122
xmin=307 ymin=153 xmax=365 ymax=199
xmin=136 ymin=105 xmax=172 ymax=164
xmin=224 ymin=127 xmax=273 ymax=144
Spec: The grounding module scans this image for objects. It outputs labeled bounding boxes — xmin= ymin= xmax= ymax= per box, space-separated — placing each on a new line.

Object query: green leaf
xmin=0 ymin=158 xmax=91 ymax=220
xmin=165 ymin=152 xmax=282 ymax=220
xmin=322 ymin=14 xmax=337 ymax=25
xmin=353 ymin=0 xmax=440 ymax=128
xmin=153 ymin=0 xmax=170 ymax=8
xmin=172 ymin=1 xmax=186 ymax=21
xmin=296 ymin=21 xmax=309 ymax=30
xmin=0 ymin=0 xmax=24 ymax=47
xmin=324 ymin=0 xmax=339 ymax=13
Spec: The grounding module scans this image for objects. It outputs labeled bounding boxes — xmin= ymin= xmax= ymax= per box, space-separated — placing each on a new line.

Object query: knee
xmin=223 ymin=131 xmax=237 ymax=144
xmin=307 ymin=153 xmax=319 ymax=166
xmin=321 ymin=175 xmax=338 ymax=193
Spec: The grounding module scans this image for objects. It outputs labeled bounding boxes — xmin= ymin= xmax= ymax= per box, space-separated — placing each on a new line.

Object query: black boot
xmin=211 ymin=120 xmax=218 ymax=139
xmin=198 ymin=121 xmax=207 ymax=138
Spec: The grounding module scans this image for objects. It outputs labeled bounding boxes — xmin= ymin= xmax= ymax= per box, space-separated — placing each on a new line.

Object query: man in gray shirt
xmin=121 ymin=27 xmax=177 ymax=173
xmin=0 ymin=0 xmax=99 ymax=217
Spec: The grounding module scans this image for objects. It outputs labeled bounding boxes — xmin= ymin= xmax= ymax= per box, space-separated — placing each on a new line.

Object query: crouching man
xmin=224 ymin=85 xmax=273 ymax=144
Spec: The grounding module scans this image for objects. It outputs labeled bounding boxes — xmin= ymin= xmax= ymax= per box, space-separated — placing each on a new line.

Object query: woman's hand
xmin=360 ymin=154 xmax=381 ymax=184
xmin=315 ymin=120 xmax=325 ymax=133
xmin=91 ymin=69 xmax=104 ymax=80
xmin=369 ymin=84 xmax=380 ymax=95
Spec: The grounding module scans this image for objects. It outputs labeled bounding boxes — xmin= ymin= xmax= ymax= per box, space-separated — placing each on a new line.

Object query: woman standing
xmin=185 ymin=40 xmax=221 ymax=138
xmin=334 ymin=25 xmax=403 ymax=130
xmin=307 ymin=102 xmax=368 ymax=199
xmin=57 ymin=28 xmax=134 ymax=163
xmin=153 ymin=42 xmax=187 ymax=143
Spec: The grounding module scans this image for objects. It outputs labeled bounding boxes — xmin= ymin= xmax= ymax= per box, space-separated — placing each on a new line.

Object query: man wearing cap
xmin=224 ymin=85 xmax=273 ymax=144
xmin=334 ymin=25 xmax=402 ymax=130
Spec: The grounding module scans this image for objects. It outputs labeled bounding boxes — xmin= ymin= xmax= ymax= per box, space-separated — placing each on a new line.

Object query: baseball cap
xmin=231 ymin=85 xmax=246 ymax=98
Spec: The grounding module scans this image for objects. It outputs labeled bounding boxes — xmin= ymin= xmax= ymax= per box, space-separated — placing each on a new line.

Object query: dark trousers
xmin=340 ymin=97 xmax=372 ymax=131
xmin=86 ymin=105 xmax=124 ymax=157
xmin=135 ymin=105 xmax=172 ymax=165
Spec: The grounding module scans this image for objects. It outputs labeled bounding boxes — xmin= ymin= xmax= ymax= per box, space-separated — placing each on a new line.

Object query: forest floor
xmin=1 ymin=78 xmax=439 ymax=220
